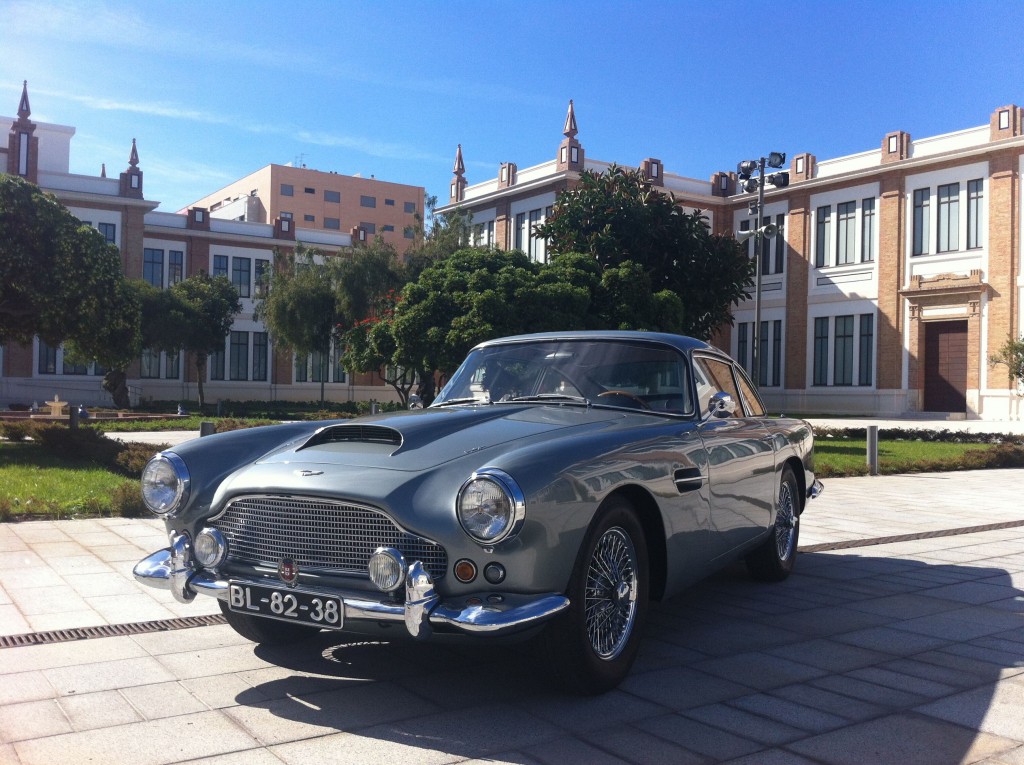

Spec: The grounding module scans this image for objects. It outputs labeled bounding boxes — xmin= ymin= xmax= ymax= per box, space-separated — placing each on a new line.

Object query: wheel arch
xmin=782 ymin=456 xmax=806 ymax=513
xmin=603 ymin=485 xmax=668 ymax=602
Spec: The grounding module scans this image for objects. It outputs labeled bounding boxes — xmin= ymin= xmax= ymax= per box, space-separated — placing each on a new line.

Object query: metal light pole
xmin=736 ymin=153 xmax=789 ymax=389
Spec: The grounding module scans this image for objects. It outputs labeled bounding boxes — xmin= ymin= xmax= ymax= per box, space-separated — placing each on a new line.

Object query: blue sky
xmin=3 ymin=0 xmax=1023 ymax=214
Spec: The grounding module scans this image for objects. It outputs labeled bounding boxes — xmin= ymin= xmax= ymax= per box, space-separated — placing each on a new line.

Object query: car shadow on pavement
xmin=232 ymin=551 xmax=1024 ymax=764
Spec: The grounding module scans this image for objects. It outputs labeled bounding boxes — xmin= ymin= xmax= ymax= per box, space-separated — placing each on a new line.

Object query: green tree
xmin=0 ymin=175 xmax=141 ymax=407
xmin=991 ymin=336 xmax=1024 ymax=387
xmin=535 ymin=165 xmax=754 ymax=339
xmin=170 ymin=272 xmax=241 ymax=409
xmin=254 ymin=245 xmax=340 ymax=404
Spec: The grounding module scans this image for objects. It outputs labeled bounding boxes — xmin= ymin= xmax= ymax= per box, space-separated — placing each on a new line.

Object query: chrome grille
xmin=214 ymin=495 xmax=447 ymax=579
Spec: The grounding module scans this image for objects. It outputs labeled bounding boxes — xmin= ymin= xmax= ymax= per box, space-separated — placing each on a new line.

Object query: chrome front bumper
xmin=133 ymin=534 xmax=569 ymax=639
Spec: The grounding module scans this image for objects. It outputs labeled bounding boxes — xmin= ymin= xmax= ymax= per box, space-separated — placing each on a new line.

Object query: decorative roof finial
xmin=453 ymin=144 xmax=465 ymax=176
xmin=101 ymin=163 xmax=107 ymax=178
xmin=18 ymin=80 xmax=31 ymax=119
xmin=563 ymin=99 xmax=578 ymax=140
xmin=129 ymin=138 xmax=139 ymax=168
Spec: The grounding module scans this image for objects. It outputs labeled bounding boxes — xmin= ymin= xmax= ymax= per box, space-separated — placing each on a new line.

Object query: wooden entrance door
xmin=923 ymin=321 xmax=968 ymax=412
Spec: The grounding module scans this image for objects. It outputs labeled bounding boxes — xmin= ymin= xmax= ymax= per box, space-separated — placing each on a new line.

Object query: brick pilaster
xmin=876 ymin=173 xmax=906 ymax=390
xmin=784 ymin=193 xmax=810 ymax=390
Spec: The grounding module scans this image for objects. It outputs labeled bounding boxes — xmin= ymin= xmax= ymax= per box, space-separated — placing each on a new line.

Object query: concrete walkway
xmin=0 ymin=468 xmax=1022 ymax=764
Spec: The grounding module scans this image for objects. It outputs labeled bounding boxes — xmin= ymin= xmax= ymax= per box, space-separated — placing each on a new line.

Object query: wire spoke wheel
xmin=774 ymin=479 xmax=798 ymax=562
xmin=584 ymin=526 xmax=638 ymax=660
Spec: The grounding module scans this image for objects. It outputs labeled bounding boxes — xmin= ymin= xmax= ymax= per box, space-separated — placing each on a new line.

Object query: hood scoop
xmin=298 ymin=424 xmax=403 ymax=451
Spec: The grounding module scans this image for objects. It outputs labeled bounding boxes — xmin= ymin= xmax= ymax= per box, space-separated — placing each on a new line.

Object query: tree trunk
xmin=196 ymin=353 xmax=208 ymax=409
xmin=102 ymin=369 xmax=131 ymax=409
xmin=417 ymin=370 xmax=437 ymax=406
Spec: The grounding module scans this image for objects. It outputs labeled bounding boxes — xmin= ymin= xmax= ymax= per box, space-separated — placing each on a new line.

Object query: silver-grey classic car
xmin=135 ymin=331 xmax=822 ymax=693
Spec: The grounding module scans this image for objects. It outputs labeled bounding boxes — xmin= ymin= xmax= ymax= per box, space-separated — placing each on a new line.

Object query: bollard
xmin=867 ymin=425 xmax=879 ymax=476
xmin=69 ymin=405 xmax=79 ymax=429
xmin=199 ymin=421 xmax=216 ymax=437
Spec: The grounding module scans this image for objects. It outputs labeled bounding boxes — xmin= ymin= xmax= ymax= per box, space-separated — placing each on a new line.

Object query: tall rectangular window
xmin=311 ymin=350 xmax=327 ymax=383
xmin=836 ymin=201 xmax=856 ymax=265
xmin=252 ymin=332 xmax=268 ymax=381
xmin=168 ymin=250 xmax=184 ymax=285
xmin=813 ymin=317 xmax=829 ymax=386
xmin=37 ymin=340 xmax=57 ymax=374
xmin=209 ymin=347 xmax=225 ymax=381
xmin=833 ymin=315 xmax=854 ymax=386
xmin=213 ymin=255 xmax=228 ymax=277
xmin=737 ymin=322 xmax=749 ymax=374
xmin=760 ymin=222 xmax=772 ymax=277
xmin=140 ymin=348 xmax=160 ymax=379
xmin=771 ymin=319 xmax=782 ymax=387
xmin=913 ymin=188 xmax=930 ymax=256
xmin=937 ymin=182 xmax=959 ymax=252
xmin=739 ymin=220 xmax=751 ymax=259
xmin=528 ymin=209 xmax=543 ymax=261
xmin=97 ymin=222 xmax=116 ymax=243
xmin=773 ymin=214 xmax=785 ymax=274
xmin=514 ymin=212 xmax=526 ymax=250
xmin=861 ymin=198 xmax=875 ymax=262
xmin=165 ymin=351 xmax=180 ymax=380
xmin=967 ymin=179 xmax=983 ymax=249
xmin=229 ymin=331 xmax=248 ymax=380
xmin=231 ymin=257 xmax=251 ymax=298
xmin=758 ymin=320 xmax=769 ymax=388
xmin=143 ymin=248 xmax=164 ymax=288
xmin=859 ymin=314 xmax=874 ymax=386
xmin=815 ymin=206 xmax=831 ymax=267
xmin=254 ymin=259 xmax=269 ymax=295
xmin=295 ymin=354 xmax=308 ymax=383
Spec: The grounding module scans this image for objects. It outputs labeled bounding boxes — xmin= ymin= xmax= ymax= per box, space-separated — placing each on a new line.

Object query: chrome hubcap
xmin=775 ymin=481 xmax=797 ymax=561
xmin=585 ymin=526 xmax=638 ymax=660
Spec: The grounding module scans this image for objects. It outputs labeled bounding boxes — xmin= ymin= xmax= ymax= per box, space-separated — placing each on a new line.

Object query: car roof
xmin=472 ymin=330 xmax=717 ymax=355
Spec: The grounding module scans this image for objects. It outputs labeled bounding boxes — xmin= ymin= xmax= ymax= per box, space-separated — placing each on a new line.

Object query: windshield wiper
xmin=506 ymin=393 xmax=591 ymax=406
xmin=433 ymin=397 xmax=489 ymax=407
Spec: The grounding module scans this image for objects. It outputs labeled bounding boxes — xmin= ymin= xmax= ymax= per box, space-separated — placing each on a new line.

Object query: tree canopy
xmin=535 ymin=165 xmax=753 ymax=339
xmin=1 ymin=174 xmax=142 ymax=406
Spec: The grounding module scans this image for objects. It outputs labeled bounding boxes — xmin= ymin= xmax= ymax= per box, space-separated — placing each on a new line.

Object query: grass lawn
xmin=0 ymin=442 xmax=133 ymax=518
xmin=814 ymin=437 xmax=1000 ymax=477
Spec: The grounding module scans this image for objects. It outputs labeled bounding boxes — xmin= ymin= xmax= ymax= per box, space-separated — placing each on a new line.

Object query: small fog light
xmin=483 ymin=562 xmax=506 ymax=585
xmin=454 ymin=559 xmax=477 ymax=583
xmin=368 ymin=547 xmax=406 ymax=592
xmin=194 ymin=528 xmax=227 ymax=568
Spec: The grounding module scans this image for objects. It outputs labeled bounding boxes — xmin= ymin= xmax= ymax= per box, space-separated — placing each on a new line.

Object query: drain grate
xmin=0 ymin=614 xmax=227 ymax=649
xmin=799 ymin=519 xmax=1024 ymax=553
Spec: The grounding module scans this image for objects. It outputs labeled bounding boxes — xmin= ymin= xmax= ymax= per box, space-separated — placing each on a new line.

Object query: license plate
xmin=227 ymin=582 xmax=343 ymax=629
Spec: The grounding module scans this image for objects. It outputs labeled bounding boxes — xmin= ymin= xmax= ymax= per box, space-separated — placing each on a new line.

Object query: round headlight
xmin=194 ymin=528 xmax=228 ymax=568
xmin=457 ymin=469 xmax=525 ymax=545
xmin=368 ymin=547 xmax=406 ymax=592
xmin=141 ymin=453 xmax=191 ymax=516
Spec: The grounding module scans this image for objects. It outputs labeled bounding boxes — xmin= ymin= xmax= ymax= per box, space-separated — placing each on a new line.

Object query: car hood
xmin=255 ymin=404 xmax=625 ymax=473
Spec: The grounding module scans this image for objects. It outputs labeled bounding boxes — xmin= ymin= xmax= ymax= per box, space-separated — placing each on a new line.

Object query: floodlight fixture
xmin=768 ymin=172 xmax=790 ymax=189
xmin=767 ymin=151 xmax=786 ymax=169
xmin=737 ymin=160 xmax=758 ymax=179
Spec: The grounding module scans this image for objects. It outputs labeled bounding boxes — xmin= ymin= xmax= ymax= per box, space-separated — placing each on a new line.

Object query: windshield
xmin=434 ymin=339 xmax=694 ymax=415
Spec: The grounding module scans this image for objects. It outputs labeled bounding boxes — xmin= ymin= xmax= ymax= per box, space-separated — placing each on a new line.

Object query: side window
xmin=734 ymin=365 xmax=765 ymax=417
xmin=693 ymin=356 xmax=742 ymax=417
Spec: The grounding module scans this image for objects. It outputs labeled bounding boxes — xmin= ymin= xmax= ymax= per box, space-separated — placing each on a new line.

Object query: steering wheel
xmin=597 ymin=390 xmax=651 ymax=410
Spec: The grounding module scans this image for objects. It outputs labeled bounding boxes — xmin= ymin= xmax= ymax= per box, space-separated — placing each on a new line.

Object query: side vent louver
xmin=299 ymin=424 xmax=403 ymax=450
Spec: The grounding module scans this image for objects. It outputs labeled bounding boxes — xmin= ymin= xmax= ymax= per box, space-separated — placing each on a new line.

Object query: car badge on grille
xmin=294 ymin=469 xmax=324 ymax=477
xmin=278 ymin=558 xmax=299 ymax=586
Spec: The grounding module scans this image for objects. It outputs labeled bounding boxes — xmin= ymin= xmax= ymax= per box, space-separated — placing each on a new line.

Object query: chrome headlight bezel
xmin=457 ymin=468 xmax=526 ymax=546
xmin=194 ymin=527 xmax=228 ymax=569
xmin=140 ymin=452 xmax=191 ymax=516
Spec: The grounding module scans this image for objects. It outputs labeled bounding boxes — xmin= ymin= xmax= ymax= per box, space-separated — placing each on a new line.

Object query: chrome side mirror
xmin=707 ymin=391 xmax=737 ymax=419
xmin=408 ymin=394 xmax=423 ymax=410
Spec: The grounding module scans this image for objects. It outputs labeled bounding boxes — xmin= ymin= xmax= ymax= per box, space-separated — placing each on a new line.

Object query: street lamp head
xmin=743 ymin=177 xmax=760 ymax=194
xmin=768 ymin=171 xmax=790 ymax=189
xmin=737 ymin=160 xmax=758 ymax=179
xmin=767 ymin=151 xmax=786 ymax=169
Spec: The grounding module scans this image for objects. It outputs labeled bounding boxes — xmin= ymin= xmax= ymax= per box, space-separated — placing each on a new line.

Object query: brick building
xmin=437 ymin=101 xmax=1024 ymax=421
xmin=1 ymin=82 xmax=400 ymax=408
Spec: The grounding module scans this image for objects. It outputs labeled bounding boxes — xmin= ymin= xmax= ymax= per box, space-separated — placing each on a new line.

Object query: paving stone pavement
xmin=0 ymin=468 xmax=1023 ymax=764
